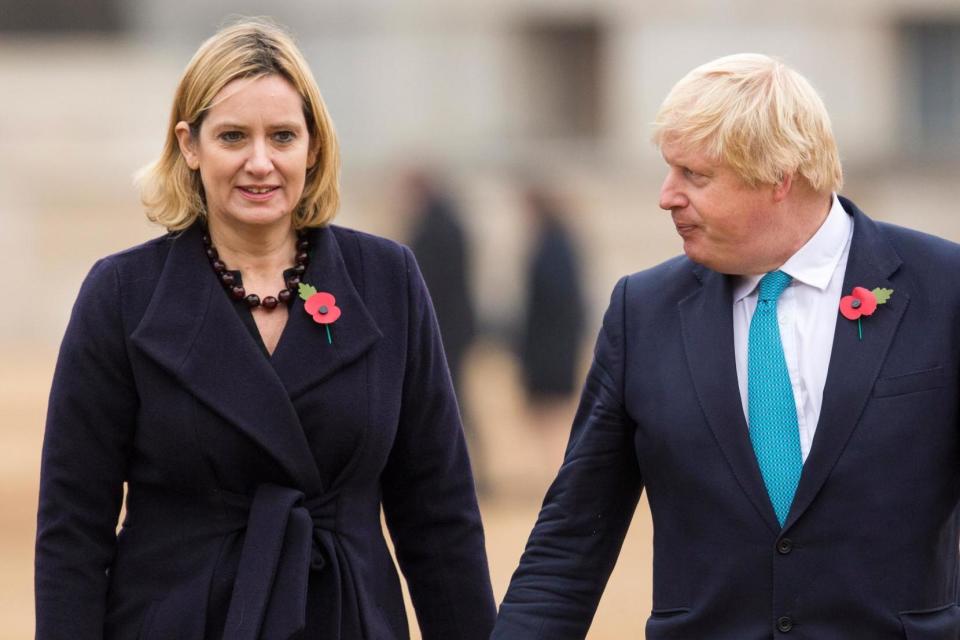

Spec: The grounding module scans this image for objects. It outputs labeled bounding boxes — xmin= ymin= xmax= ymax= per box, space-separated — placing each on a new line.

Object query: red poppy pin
xmin=839 ymin=286 xmax=893 ymax=340
xmin=299 ymin=283 xmax=340 ymax=344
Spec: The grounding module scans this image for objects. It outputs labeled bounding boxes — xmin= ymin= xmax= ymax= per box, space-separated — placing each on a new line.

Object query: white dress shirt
xmin=733 ymin=194 xmax=853 ymax=462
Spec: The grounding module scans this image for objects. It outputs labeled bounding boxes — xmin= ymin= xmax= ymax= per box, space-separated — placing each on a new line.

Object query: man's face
xmin=658 ymin=139 xmax=788 ymax=275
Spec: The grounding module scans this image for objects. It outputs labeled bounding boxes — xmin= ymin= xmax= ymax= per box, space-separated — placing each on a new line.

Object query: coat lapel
xmin=679 ymin=266 xmax=781 ymax=533
xmin=269 ymin=226 xmax=383 ymax=399
xmin=131 ymin=224 xmax=322 ymax=492
xmin=784 ymin=198 xmax=908 ymax=528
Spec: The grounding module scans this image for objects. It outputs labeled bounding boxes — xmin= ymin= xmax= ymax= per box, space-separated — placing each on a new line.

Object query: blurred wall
xmin=2 ymin=0 xmax=959 ymax=344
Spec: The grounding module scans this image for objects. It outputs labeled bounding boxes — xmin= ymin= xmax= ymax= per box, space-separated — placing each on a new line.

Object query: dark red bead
xmin=287 ymin=276 xmax=301 ymax=289
xmin=278 ymin=289 xmax=292 ymax=303
xmin=262 ymin=296 xmax=278 ymax=310
xmin=206 ymin=247 xmax=219 ymax=260
xmin=245 ymin=294 xmax=261 ymax=308
xmin=220 ymin=272 xmax=235 ymax=286
xmin=212 ymin=260 xmax=226 ymax=273
xmin=293 ymin=264 xmax=306 ymax=276
xmin=297 ymin=239 xmax=309 ymax=251
xmin=202 ymin=234 xmax=211 ymax=246
xmin=230 ymin=286 xmax=246 ymax=300
xmin=295 ymin=251 xmax=309 ymax=265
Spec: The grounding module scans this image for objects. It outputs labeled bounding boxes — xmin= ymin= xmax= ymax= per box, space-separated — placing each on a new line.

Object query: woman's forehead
xmin=204 ymin=75 xmax=305 ymax=124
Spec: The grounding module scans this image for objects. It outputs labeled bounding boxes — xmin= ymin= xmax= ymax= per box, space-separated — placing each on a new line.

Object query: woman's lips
xmin=237 ymin=186 xmax=279 ymax=201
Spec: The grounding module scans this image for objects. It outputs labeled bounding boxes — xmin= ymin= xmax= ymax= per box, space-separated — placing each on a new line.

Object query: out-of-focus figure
xmin=519 ymin=185 xmax=586 ymax=471
xmin=403 ymin=170 xmax=485 ymax=486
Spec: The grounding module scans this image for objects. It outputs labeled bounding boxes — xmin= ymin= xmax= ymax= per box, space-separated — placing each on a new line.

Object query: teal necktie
xmin=748 ymin=270 xmax=803 ymax=526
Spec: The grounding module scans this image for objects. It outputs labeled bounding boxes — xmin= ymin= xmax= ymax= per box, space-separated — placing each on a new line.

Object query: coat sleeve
xmin=493 ymin=276 xmax=643 ymax=639
xmin=380 ymin=246 xmax=496 ymax=640
xmin=35 ymin=258 xmax=138 ymax=638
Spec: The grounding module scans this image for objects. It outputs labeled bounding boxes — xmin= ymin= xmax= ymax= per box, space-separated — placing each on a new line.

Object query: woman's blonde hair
xmin=652 ymin=53 xmax=842 ymax=193
xmin=139 ymin=18 xmax=340 ymax=231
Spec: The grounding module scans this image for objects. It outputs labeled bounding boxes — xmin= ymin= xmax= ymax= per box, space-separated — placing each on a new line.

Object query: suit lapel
xmin=269 ymin=226 xmax=383 ymax=398
xmin=680 ymin=266 xmax=781 ymax=533
xmin=131 ymin=224 xmax=322 ymax=492
xmin=784 ymin=198 xmax=908 ymax=528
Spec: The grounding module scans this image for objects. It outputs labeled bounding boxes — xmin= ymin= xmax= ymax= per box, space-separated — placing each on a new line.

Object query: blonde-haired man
xmin=494 ymin=54 xmax=960 ymax=639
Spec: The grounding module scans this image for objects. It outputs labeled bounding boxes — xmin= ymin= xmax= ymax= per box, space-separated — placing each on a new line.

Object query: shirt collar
xmin=733 ymin=193 xmax=851 ymax=302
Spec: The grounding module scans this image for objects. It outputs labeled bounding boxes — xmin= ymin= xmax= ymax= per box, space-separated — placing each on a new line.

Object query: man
xmin=492 ymin=53 xmax=960 ymax=639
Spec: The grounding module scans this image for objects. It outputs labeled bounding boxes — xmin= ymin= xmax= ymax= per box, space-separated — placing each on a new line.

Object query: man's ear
xmin=175 ymin=121 xmax=200 ymax=170
xmin=772 ymin=171 xmax=794 ymax=203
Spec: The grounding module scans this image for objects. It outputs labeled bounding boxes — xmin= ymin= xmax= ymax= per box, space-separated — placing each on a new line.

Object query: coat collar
xmin=680 ymin=265 xmax=782 ymax=533
xmin=680 ymin=197 xmax=907 ymax=532
xmin=270 ymin=225 xmax=384 ymax=399
xmin=130 ymin=223 xmax=382 ymax=492
xmin=783 ymin=196 xmax=907 ymax=529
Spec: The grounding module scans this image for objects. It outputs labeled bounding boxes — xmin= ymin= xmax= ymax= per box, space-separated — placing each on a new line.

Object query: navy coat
xmin=493 ymin=198 xmax=960 ymax=639
xmin=36 ymin=222 xmax=496 ymax=639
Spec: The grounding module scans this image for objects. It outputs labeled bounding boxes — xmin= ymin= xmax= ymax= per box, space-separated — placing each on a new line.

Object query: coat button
xmin=777 ymin=616 xmax=793 ymax=632
xmin=777 ymin=538 xmax=793 ymax=554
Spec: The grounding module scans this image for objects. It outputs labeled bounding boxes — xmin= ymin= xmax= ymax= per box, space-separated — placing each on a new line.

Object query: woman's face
xmin=176 ymin=74 xmax=317 ymax=233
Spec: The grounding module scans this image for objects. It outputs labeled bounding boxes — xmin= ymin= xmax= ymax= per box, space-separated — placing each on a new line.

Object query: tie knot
xmin=757 ymin=270 xmax=792 ymax=302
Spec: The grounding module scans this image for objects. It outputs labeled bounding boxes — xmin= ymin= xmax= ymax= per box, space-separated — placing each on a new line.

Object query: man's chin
xmin=683 ymin=247 xmax=743 ymax=275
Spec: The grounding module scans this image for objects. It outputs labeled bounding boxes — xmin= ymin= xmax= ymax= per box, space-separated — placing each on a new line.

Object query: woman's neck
xmin=207 ymin=217 xmax=297 ymax=280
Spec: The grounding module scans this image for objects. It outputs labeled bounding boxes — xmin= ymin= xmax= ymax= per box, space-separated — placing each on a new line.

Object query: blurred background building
xmin=2 ymin=0 xmax=958 ymax=637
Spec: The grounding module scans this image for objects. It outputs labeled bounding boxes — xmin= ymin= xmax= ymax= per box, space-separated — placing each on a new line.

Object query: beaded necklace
xmin=202 ymin=228 xmax=309 ymax=310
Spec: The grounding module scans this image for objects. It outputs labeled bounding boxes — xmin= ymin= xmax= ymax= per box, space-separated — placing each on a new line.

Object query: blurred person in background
xmin=518 ymin=184 xmax=586 ymax=475
xmin=35 ymin=19 xmax=495 ymax=639
xmin=403 ymin=170 xmax=485 ymax=489
xmin=494 ymin=53 xmax=960 ymax=638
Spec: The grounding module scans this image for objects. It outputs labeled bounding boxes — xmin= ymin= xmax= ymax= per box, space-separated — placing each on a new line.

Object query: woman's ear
xmin=307 ymin=137 xmax=320 ymax=170
xmin=175 ymin=121 xmax=200 ymax=170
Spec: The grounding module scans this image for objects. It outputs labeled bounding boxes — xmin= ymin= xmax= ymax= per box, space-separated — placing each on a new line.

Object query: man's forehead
xmin=660 ymin=138 xmax=715 ymax=166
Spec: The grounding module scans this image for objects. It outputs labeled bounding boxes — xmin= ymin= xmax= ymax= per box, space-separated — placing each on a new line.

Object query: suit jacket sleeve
xmin=493 ymin=276 xmax=643 ymax=639
xmin=35 ymin=258 xmax=138 ymax=638
xmin=380 ymin=246 xmax=496 ymax=639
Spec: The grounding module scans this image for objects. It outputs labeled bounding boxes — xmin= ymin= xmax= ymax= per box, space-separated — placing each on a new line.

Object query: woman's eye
xmin=273 ymin=131 xmax=296 ymax=143
xmin=219 ymin=131 xmax=244 ymax=143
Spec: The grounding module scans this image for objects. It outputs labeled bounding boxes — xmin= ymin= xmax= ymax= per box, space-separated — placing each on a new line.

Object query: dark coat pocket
xmin=646 ymin=607 xmax=692 ymax=639
xmin=900 ymin=603 xmax=960 ymax=639
xmin=137 ymin=584 xmax=209 ymax=640
xmin=137 ymin=601 xmax=158 ymax=640
xmin=873 ymin=366 xmax=944 ymax=398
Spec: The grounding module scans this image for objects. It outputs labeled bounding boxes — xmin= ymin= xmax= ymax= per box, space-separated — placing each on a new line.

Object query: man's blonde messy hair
xmin=653 ymin=53 xmax=842 ymax=193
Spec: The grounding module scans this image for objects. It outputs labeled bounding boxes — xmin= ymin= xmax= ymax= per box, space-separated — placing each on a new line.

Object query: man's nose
xmin=659 ymin=172 xmax=687 ymax=211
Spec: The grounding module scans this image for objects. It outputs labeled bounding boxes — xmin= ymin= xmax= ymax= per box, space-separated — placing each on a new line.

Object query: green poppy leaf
xmin=871 ymin=287 xmax=894 ymax=305
xmin=299 ymin=282 xmax=317 ymax=301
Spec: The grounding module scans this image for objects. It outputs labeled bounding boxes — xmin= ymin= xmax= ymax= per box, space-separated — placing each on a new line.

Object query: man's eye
xmin=273 ymin=131 xmax=296 ymax=143
xmin=219 ymin=131 xmax=244 ymax=143
xmin=683 ymin=168 xmax=703 ymax=180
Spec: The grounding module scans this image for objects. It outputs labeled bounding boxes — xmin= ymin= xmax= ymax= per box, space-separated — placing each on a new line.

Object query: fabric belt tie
xmin=222 ymin=483 xmax=337 ymax=640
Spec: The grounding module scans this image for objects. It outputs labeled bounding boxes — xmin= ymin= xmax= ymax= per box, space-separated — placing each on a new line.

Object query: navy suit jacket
xmin=35 ymin=223 xmax=495 ymax=639
xmin=494 ymin=198 xmax=960 ymax=639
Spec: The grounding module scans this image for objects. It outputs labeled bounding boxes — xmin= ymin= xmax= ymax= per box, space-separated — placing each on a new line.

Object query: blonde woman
xmin=36 ymin=19 xmax=494 ymax=639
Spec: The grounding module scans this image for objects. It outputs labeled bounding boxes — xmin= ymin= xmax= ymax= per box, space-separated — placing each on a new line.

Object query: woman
xmin=35 ymin=19 xmax=495 ymax=639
